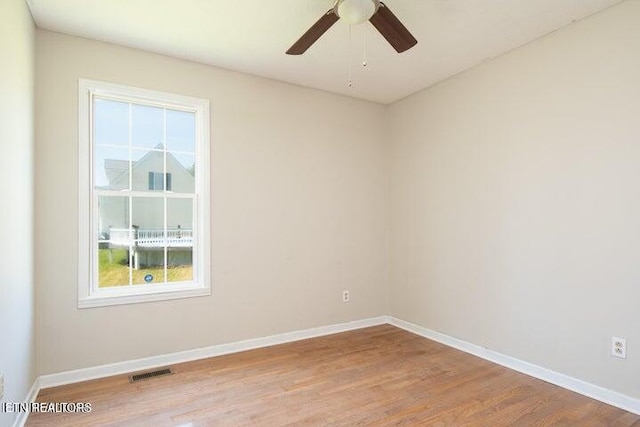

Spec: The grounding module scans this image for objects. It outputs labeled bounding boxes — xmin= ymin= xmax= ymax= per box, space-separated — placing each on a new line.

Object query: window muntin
xmin=79 ymin=80 xmax=210 ymax=308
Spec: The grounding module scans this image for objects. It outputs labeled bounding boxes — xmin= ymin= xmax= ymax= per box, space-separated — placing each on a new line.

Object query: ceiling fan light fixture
xmin=336 ymin=0 xmax=379 ymax=25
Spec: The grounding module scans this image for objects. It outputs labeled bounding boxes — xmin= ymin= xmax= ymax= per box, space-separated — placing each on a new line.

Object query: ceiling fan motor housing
xmin=335 ymin=0 xmax=380 ymax=25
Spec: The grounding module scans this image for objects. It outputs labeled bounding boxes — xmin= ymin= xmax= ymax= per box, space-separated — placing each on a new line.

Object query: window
xmin=148 ymin=172 xmax=172 ymax=191
xmin=78 ymin=79 xmax=210 ymax=308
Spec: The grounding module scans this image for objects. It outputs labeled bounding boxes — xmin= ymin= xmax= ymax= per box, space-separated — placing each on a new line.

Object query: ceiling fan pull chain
xmin=363 ymin=25 xmax=368 ymax=67
xmin=348 ymin=24 xmax=354 ymax=88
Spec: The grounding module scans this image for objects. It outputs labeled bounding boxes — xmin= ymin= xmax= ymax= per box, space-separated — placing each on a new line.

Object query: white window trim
xmin=78 ymin=79 xmax=211 ymax=308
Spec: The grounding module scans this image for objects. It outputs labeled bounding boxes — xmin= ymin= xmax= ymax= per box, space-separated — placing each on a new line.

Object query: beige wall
xmin=34 ymin=0 xmax=640 ymax=402
xmin=0 ymin=0 xmax=35 ymax=425
xmin=389 ymin=0 xmax=640 ymax=398
xmin=35 ymin=31 xmax=388 ymax=375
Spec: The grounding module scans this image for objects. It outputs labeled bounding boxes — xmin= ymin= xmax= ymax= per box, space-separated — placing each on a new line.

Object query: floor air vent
xmin=129 ymin=368 xmax=173 ymax=383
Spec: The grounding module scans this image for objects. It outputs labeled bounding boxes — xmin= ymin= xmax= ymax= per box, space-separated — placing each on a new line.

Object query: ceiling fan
xmin=287 ymin=0 xmax=417 ymax=55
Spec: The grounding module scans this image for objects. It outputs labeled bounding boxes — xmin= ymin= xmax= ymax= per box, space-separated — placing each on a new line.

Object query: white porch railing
xmin=108 ymin=227 xmax=193 ymax=248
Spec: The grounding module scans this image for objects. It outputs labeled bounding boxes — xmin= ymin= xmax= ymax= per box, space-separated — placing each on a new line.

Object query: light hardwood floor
xmin=27 ymin=325 xmax=639 ymax=426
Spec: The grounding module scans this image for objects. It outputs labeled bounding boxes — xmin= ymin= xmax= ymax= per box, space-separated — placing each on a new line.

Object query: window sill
xmin=78 ymin=283 xmax=211 ymax=309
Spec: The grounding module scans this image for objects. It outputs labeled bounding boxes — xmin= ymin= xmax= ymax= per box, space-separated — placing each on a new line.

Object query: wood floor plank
xmin=26 ymin=325 xmax=639 ymax=426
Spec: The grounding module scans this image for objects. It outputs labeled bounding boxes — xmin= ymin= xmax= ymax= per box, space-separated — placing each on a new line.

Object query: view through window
xmin=95 ymin=98 xmax=196 ymax=287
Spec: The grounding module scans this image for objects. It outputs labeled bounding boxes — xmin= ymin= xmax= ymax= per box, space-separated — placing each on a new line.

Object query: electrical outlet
xmin=342 ymin=290 xmax=350 ymax=303
xmin=612 ymin=337 xmax=626 ymax=359
xmin=0 ymin=372 xmax=4 ymax=400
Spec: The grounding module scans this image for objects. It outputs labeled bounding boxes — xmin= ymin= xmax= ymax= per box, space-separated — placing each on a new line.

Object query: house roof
xmin=102 ymin=145 xmax=194 ymax=189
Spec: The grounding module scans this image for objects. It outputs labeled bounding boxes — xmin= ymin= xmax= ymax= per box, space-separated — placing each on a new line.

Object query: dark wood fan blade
xmin=287 ymin=10 xmax=340 ymax=55
xmin=369 ymin=2 xmax=417 ymax=53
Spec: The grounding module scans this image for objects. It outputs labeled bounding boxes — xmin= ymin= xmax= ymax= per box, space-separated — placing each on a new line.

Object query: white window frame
xmin=78 ymin=79 xmax=211 ymax=308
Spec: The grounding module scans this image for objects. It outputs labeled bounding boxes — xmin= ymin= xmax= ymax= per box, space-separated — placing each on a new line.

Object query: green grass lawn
xmin=99 ymin=248 xmax=193 ymax=287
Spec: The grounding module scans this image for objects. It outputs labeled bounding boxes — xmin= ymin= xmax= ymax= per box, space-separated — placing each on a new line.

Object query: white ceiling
xmin=27 ymin=0 xmax=623 ymax=104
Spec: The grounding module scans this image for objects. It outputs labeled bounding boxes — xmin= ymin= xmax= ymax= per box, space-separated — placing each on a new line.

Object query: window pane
xmin=132 ymin=197 xmax=165 ymax=285
xmin=132 ymin=197 xmax=164 ymax=230
xmin=167 ymin=109 xmax=195 ymax=153
xmin=98 ymin=196 xmax=131 ymax=288
xmin=167 ymin=198 xmax=193 ymax=283
xmin=132 ymin=149 xmax=165 ymax=191
xmin=132 ymin=104 xmax=164 ymax=149
xmin=95 ymin=146 xmax=129 ymax=190
xmin=94 ymin=98 xmax=129 ymax=146
xmin=168 ymin=152 xmax=195 ymax=193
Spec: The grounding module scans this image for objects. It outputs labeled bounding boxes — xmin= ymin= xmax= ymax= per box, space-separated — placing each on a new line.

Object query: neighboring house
xmin=99 ymin=146 xmax=195 ymax=268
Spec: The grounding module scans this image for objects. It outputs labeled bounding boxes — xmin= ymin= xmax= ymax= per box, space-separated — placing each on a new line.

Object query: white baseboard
xmin=39 ymin=316 xmax=388 ymax=389
xmin=27 ymin=315 xmax=640 ymax=419
xmin=12 ymin=377 xmax=40 ymax=427
xmin=387 ymin=316 xmax=640 ymax=416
